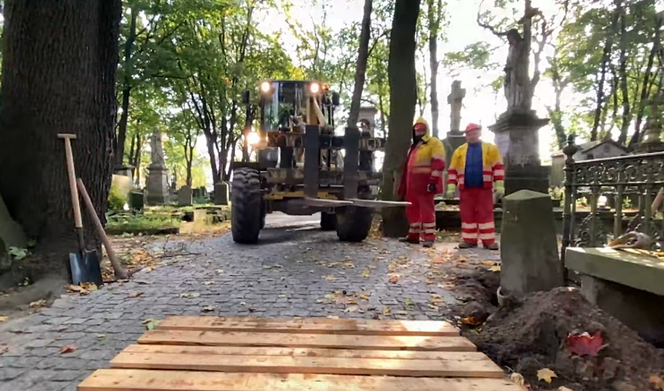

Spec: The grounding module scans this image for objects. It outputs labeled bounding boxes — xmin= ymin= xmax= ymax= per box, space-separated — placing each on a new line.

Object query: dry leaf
xmin=388 ymin=274 xmax=399 ymax=284
xmin=180 ymin=292 xmax=201 ymax=298
xmin=510 ymin=372 xmax=525 ymax=386
xmin=29 ymin=299 xmax=47 ymax=308
xmin=481 ymin=260 xmax=495 ymax=266
xmin=201 ymin=305 xmax=216 ymax=312
xmin=359 ymin=294 xmax=371 ymax=300
xmin=128 ymin=291 xmax=143 ymax=298
xmin=650 ymin=375 xmax=664 ymax=390
xmin=325 ymin=275 xmax=336 ymax=281
xmin=460 ymin=316 xmax=483 ymax=326
xmin=60 ymin=344 xmax=77 ymax=354
xmin=567 ymin=331 xmax=606 ymax=357
xmin=0 ymin=316 xmax=8 ymax=322
xmin=67 ymin=284 xmax=83 ymax=292
xmin=558 ymin=387 xmax=576 ymax=391
xmin=344 ymin=305 xmax=358 ymax=313
xmin=488 ymin=265 xmax=501 ymax=272
xmin=96 ymin=334 xmax=106 ymax=340
xmin=382 ymin=307 xmax=392 ymax=315
xmin=216 ymin=269 xmax=224 ymax=274
xmin=80 ymin=282 xmax=98 ymax=291
xmin=537 ymin=368 xmax=557 ymax=383
xmin=361 ymin=269 xmax=370 ymax=278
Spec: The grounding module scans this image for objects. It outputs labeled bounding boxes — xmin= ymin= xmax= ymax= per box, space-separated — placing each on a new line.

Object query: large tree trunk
xmin=114 ymin=6 xmax=138 ymax=169
xmin=381 ymin=0 xmax=421 ymax=238
xmin=347 ymin=0 xmax=373 ymax=128
xmin=0 ymin=0 xmax=122 ymax=278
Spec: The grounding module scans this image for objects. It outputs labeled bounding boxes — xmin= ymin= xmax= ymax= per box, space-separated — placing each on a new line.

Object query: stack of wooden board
xmin=78 ymin=316 xmax=525 ymax=390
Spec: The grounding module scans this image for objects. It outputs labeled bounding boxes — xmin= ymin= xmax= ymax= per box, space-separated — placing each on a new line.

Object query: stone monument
xmin=488 ymin=29 xmax=550 ymax=195
xmin=358 ymin=106 xmax=378 ymax=136
xmin=178 ymin=185 xmax=193 ymax=207
xmin=146 ymin=130 xmax=170 ymax=205
xmin=442 ymin=80 xmax=467 ymax=158
xmin=637 ymin=94 xmax=664 ymax=153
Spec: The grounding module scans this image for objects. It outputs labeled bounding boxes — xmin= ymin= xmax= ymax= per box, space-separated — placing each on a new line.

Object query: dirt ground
xmin=444 ymin=261 xmax=664 ymax=391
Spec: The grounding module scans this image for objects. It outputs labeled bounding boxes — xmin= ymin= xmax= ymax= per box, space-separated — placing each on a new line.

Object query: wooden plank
xmin=79 ymin=369 xmax=526 ymax=391
xmin=138 ymin=330 xmax=476 ymax=351
xmin=156 ymin=316 xmax=459 ymax=336
xmin=111 ymin=351 xmax=504 ymax=378
xmin=122 ymin=344 xmax=488 ymax=361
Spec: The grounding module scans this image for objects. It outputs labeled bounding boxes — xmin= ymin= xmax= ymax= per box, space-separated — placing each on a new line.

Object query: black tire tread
xmin=336 ymin=206 xmax=373 ymax=242
xmin=231 ymin=167 xmax=262 ymax=244
xmin=320 ymin=212 xmax=336 ymax=231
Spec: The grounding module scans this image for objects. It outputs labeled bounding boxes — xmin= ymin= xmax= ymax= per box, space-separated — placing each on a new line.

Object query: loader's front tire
xmin=336 ymin=206 xmax=373 ymax=242
xmin=320 ymin=212 xmax=336 ymax=231
xmin=231 ymin=167 xmax=262 ymax=244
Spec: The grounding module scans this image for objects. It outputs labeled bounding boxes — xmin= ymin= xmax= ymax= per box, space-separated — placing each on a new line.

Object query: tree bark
xmin=0 ymin=0 xmax=122 ymax=277
xmin=347 ymin=0 xmax=373 ymax=128
xmin=381 ymin=0 xmax=421 ymax=238
xmin=114 ymin=6 xmax=138 ymax=169
xmin=427 ymin=0 xmax=442 ymax=138
xmin=616 ymin=2 xmax=630 ymax=145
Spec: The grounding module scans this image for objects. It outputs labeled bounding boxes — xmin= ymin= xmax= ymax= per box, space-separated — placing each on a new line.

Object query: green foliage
xmin=106 ymin=212 xmax=181 ymax=234
xmin=108 ymin=181 xmax=129 ymax=211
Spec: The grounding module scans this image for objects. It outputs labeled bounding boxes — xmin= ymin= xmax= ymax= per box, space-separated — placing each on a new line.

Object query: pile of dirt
xmin=464 ymin=287 xmax=664 ymax=391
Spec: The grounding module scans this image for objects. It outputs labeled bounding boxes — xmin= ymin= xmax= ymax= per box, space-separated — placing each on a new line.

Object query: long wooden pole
xmin=76 ymin=178 xmax=128 ymax=279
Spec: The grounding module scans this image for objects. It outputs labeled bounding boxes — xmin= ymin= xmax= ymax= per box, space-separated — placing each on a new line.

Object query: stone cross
xmin=639 ymin=93 xmax=664 ymax=148
xmin=149 ymin=129 xmax=166 ymax=169
xmin=447 ymin=80 xmax=465 ymax=134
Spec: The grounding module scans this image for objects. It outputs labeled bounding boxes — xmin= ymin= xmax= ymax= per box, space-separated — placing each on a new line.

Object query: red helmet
xmin=464 ymin=123 xmax=482 ymax=133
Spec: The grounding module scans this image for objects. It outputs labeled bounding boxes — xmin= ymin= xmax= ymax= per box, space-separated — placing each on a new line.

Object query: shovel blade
xmin=83 ymin=250 xmax=103 ymax=287
xmin=69 ymin=253 xmax=86 ymax=285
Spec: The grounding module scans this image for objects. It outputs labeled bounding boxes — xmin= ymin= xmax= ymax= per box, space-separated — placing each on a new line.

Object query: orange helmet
xmin=464 ymin=123 xmax=482 ymax=133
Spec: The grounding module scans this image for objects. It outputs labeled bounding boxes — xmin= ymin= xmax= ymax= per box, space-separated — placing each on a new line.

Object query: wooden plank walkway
xmin=78 ymin=316 xmax=525 ymax=391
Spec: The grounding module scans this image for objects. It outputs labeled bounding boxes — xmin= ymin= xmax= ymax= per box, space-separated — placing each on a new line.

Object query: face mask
xmin=413 ymin=134 xmax=423 ymax=143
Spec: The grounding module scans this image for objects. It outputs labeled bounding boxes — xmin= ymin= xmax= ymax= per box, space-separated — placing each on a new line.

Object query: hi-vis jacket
xmin=398 ymin=117 xmax=446 ymax=196
xmin=448 ymin=142 xmax=504 ymax=190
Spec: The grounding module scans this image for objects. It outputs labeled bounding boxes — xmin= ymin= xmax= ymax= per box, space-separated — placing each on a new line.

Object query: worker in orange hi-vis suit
xmin=447 ymin=123 xmax=505 ymax=250
xmin=397 ymin=117 xmax=446 ymax=248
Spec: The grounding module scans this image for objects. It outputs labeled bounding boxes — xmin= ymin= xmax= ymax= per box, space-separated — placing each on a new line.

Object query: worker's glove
xmin=495 ymin=180 xmax=505 ymax=199
xmin=427 ymin=183 xmax=437 ymax=193
xmin=445 ymin=184 xmax=456 ymax=199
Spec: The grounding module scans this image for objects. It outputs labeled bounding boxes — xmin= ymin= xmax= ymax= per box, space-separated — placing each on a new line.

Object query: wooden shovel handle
xmin=58 ymin=134 xmax=82 ymax=229
xmin=76 ymin=178 xmax=128 ymax=280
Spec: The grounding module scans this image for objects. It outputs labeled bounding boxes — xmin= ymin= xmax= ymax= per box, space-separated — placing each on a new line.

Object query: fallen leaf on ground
xmin=96 ymin=334 xmax=106 ymax=340
xmin=325 ymin=275 xmax=336 ymax=281
xmin=382 ymin=307 xmax=391 ymax=315
xmin=80 ymin=282 xmax=98 ymax=291
xmin=388 ymin=274 xmax=399 ymax=284
xmin=327 ymin=315 xmax=339 ymax=319
xmin=361 ymin=269 xmax=370 ymax=278
xmin=481 ymin=260 xmax=495 ymax=266
xmin=537 ymin=368 xmax=557 ymax=383
xmin=216 ymin=269 xmax=224 ymax=274
xmin=143 ymin=319 xmax=160 ymax=330
xmin=0 ymin=316 xmax=8 ymax=322
xmin=510 ymin=372 xmax=525 ymax=386
xmin=403 ymin=298 xmax=414 ymax=306
xmin=201 ymin=305 xmax=216 ymax=312
xmin=649 ymin=375 xmax=664 ymax=390
xmin=566 ymin=331 xmax=605 ymax=357
xmin=430 ymin=294 xmax=445 ymax=304
xmin=60 ymin=344 xmax=77 ymax=354
xmin=558 ymin=387 xmax=576 ymax=391
xmin=344 ymin=305 xmax=358 ymax=313
xmin=128 ymin=291 xmax=143 ymax=298
xmin=180 ymin=292 xmax=201 ymax=299
xmin=488 ymin=265 xmax=501 ymax=272
xmin=460 ymin=316 xmax=483 ymax=326
xmin=203 ymin=281 xmax=214 ymax=286
xmin=29 ymin=299 xmax=47 ymax=308
xmin=359 ymin=294 xmax=371 ymax=300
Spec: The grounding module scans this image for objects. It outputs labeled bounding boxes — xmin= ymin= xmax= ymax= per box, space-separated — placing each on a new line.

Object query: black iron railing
xmin=561 ymin=134 xmax=664 ymax=256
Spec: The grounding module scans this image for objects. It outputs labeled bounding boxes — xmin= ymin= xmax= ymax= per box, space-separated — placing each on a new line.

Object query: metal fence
xmin=561 ymin=134 xmax=664 ymax=256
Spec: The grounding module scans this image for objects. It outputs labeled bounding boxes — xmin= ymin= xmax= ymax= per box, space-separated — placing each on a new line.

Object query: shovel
xmin=58 ymin=134 xmax=103 ymax=286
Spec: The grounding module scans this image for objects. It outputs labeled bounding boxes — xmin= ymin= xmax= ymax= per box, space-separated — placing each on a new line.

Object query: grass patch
xmin=106 ymin=212 xmax=182 ymax=235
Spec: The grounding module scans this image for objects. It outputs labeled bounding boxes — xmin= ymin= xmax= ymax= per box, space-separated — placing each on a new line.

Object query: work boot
xmin=458 ymin=241 xmax=477 ymax=249
xmin=422 ymin=240 xmax=434 ymax=248
xmin=485 ymin=242 xmax=499 ymax=251
xmin=399 ymin=237 xmax=419 ymax=244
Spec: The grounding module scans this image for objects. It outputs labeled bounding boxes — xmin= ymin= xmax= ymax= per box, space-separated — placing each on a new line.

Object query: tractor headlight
xmin=309 ymin=82 xmax=320 ymax=94
xmin=260 ymin=81 xmax=271 ymax=94
xmin=247 ymin=131 xmax=261 ymax=146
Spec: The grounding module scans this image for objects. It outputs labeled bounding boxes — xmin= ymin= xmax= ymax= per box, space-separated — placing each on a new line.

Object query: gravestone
xmin=192 ymin=187 xmax=202 ymax=199
xmin=128 ymin=191 xmax=144 ymax=211
xmin=0 ymin=193 xmax=26 ymax=249
xmin=178 ymin=186 xmax=193 ymax=207
xmin=146 ymin=130 xmax=170 ymax=205
xmin=637 ymin=94 xmax=664 ymax=153
xmin=442 ymin=80 xmax=467 ymax=197
xmin=500 ymin=190 xmax=563 ymax=296
xmin=214 ymin=182 xmax=229 ymax=205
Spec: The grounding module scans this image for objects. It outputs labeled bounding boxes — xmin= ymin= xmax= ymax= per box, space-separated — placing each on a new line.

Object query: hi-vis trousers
xmin=459 ymin=187 xmax=495 ymax=246
xmin=406 ymin=193 xmax=436 ymax=242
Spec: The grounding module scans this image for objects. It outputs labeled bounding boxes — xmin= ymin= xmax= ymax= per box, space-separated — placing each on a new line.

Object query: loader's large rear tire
xmin=231 ymin=167 xmax=262 ymax=244
xmin=320 ymin=212 xmax=336 ymax=231
xmin=336 ymin=206 xmax=373 ymax=242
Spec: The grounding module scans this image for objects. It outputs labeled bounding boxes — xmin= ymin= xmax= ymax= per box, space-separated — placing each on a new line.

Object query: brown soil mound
xmin=466 ymin=287 xmax=664 ymax=391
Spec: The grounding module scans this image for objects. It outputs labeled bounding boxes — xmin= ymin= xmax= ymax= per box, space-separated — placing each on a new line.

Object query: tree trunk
xmin=0 ymin=0 xmax=122 ymax=277
xmin=427 ymin=0 xmax=442 ymax=138
xmin=381 ymin=0 xmax=421 ymax=238
xmin=114 ymin=6 xmax=138 ymax=169
xmin=347 ymin=0 xmax=373 ymax=128
xmin=616 ymin=3 xmax=630 ymax=145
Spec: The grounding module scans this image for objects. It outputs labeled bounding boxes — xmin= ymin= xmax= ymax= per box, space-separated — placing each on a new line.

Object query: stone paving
xmin=0 ymin=214 xmax=499 ymax=391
